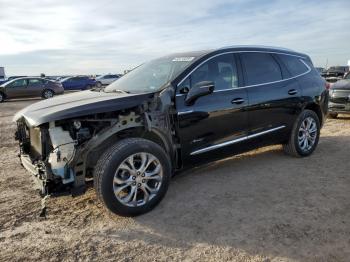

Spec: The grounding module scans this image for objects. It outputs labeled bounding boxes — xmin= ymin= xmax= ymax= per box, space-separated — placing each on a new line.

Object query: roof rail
xmin=219 ymin=45 xmax=295 ymax=52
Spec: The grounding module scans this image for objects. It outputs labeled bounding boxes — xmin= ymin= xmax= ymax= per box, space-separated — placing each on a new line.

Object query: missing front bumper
xmin=20 ymin=154 xmax=47 ymax=195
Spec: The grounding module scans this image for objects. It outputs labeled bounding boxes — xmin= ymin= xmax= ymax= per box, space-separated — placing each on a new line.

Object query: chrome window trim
xmin=175 ymin=51 xmax=311 ymax=97
xmin=190 ymin=125 xmax=286 ymax=155
xmin=177 ymin=110 xmax=194 ymax=115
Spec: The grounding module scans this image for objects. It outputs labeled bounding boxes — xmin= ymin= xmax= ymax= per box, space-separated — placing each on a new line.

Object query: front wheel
xmin=283 ymin=109 xmax=320 ymax=157
xmin=94 ymin=138 xmax=171 ymax=216
xmin=96 ymin=81 xmax=102 ymax=88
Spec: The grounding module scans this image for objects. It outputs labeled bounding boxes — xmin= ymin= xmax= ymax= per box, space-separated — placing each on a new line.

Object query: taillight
xmin=325 ymin=82 xmax=331 ymax=90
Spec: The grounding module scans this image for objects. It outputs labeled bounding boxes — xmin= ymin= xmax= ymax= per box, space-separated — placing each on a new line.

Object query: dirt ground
xmin=0 ymin=98 xmax=349 ymax=262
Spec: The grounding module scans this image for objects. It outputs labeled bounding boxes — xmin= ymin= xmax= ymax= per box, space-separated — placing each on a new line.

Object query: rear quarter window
xmin=278 ymin=54 xmax=309 ymax=77
xmin=240 ymin=52 xmax=282 ymax=86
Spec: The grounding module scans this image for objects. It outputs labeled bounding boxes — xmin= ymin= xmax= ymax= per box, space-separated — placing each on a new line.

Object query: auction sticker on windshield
xmin=172 ymin=57 xmax=195 ymax=62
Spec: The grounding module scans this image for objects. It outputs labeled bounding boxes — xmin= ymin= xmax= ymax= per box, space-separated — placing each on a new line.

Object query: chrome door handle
xmin=231 ymin=98 xmax=245 ymax=104
xmin=288 ymin=89 xmax=298 ymax=95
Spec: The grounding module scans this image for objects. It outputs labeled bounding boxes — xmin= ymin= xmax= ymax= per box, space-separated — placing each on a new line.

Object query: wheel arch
xmin=303 ymin=102 xmax=324 ymax=127
xmin=85 ymin=127 xmax=175 ymax=172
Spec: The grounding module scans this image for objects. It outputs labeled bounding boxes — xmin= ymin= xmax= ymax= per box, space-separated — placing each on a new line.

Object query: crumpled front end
xmin=14 ymin=88 xmax=178 ymax=197
xmin=15 ymin=118 xmax=78 ymax=195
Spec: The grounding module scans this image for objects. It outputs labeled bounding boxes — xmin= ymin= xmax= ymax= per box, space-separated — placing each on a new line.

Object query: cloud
xmin=0 ymin=0 xmax=349 ymax=75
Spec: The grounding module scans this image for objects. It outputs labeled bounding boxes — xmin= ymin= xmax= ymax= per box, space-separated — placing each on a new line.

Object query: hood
xmin=13 ymin=90 xmax=153 ymax=127
xmin=331 ymin=80 xmax=350 ymax=90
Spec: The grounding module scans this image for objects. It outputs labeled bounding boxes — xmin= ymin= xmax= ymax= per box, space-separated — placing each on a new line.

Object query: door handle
xmin=231 ymin=98 xmax=245 ymax=104
xmin=288 ymin=89 xmax=298 ymax=95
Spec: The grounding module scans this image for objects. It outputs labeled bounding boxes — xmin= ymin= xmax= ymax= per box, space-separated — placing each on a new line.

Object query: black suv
xmin=14 ymin=46 xmax=329 ymax=216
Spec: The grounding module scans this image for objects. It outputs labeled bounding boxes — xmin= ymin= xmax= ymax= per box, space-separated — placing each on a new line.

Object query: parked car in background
xmin=14 ymin=46 xmax=328 ymax=216
xmin=95 ymin=74 xmax=122 ymax=87
xmin=315 ymin=67 xmax=326 ymax=75
xmin=0 ymin=77 xmax=64 ymax=102
xmin=60 ymin=76 xmax=96 ymax=91
xmin=328 ymin=72 xmax=350 ymax=118
xmin=325 ymin=66 xmax=349 ymax=78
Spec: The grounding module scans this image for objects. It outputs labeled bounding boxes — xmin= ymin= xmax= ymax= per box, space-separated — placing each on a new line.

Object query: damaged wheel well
xmin=85 ymin=127 xmax=174 ymax=174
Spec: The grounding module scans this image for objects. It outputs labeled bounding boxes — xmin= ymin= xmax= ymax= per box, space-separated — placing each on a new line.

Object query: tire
xmin=42 ymin=89 xmax=54 ymax=99
xmin=0 ymin=92 xmax=4 ymax=102
xmin=96 ymin=81 xmax=102 ymax=88
xmin=329 ymin=113 xmax=338 ymax=119
xmin=283 ymin=109 xmax=320 ymax=157
xmin=94 ymin=138 xmax=171 ymax=217
xmin=85 ymin=85 xmax=92 ymax=90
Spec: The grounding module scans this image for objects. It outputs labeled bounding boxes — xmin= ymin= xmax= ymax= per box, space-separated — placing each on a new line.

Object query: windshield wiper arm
xmin=112 ymin=89 xmax=130 ymax=94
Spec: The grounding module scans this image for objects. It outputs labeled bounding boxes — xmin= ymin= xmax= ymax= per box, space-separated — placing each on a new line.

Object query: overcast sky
xmin=0 ymin=0 xmax=349 ymax=76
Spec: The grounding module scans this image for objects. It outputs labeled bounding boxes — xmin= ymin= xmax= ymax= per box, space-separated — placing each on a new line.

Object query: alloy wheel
xmin=44 ymin=90 xmax=53 ymax=98
xmin=113 ymin=152 xmax=163 ymax=207
xmin=298 ymin=117 xmax=317 ymax=152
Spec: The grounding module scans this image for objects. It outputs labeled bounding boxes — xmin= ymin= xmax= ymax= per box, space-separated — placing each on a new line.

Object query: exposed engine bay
xmin=14 ymin=89 xmax=178 ymax=196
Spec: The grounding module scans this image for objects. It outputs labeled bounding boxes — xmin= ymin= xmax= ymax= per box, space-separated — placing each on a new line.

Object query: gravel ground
xmin=0 ymin=98 xmax=349 ymax=262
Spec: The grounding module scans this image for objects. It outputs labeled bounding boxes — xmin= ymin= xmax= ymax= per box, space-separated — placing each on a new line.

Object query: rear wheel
xmin=85 ymin=84 xmax=92 ymax=90
xmin=42 ymin=89 xmax=54 ymax=99
xmin=94 ymin=138 xmax=171 ymax=217
xmin=329 ymin=113 xmax=338 ymax=119
xmin=283 ymin=109 xmax=320 ymax=157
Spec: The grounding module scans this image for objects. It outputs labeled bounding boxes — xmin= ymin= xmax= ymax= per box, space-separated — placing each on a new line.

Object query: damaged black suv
xmin=14 ymin=46 xmax=329 ymax=216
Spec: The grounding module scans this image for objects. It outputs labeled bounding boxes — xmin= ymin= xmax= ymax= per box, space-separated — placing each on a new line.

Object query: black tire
xmin=96 ymin=81 xmax=102 ymax=88
xmin=329 ymin=113 xmax=338 ymax=119
xmin=283 ymin=109 xmax=320 ymax=157
xmin=85 ymin=84 xmax=92 ymax=90
xmin=0 ymin=92 xmax=5 ymax=102
xmin=42 ymin=89 xmax=54 ymax=99
xmin=94 ymin=138 xmax=171 ymax=217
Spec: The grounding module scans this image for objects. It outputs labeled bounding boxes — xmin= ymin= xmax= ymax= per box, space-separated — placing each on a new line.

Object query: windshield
xmin=60 ymin=77 xmax=71 ymax=82
xmin=104 ymin=56 xmax=195 ymax=93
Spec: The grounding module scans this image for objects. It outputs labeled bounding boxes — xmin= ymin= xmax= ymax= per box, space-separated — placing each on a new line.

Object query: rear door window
xmin=240 ymin=52 xmax=282 ymax=85
xmin=278 ymin=55 xmax=309 ymax=77
xmin=28 ymin=79 xmax=43 ymax=87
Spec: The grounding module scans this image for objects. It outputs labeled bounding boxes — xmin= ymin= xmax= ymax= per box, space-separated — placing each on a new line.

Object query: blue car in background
xmin=60 ymin=76 xmax=96 ymax=90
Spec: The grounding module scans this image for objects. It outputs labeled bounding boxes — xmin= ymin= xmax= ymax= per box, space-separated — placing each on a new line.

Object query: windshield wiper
xmin=111 ymin=89 xmax=130 ymax=94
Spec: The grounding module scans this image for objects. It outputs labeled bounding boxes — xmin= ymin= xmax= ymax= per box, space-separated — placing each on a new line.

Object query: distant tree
xmin=40 ymin=73 xmax=46 ymax=78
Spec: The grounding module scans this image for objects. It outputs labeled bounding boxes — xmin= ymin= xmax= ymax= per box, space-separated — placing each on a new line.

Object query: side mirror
xmin=185 ymin=81 xmax=214 ymax=105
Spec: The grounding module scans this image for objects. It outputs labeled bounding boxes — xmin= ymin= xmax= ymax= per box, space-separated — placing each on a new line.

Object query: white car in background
xmin=95 ymin=74 xmax=122 ymax=87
